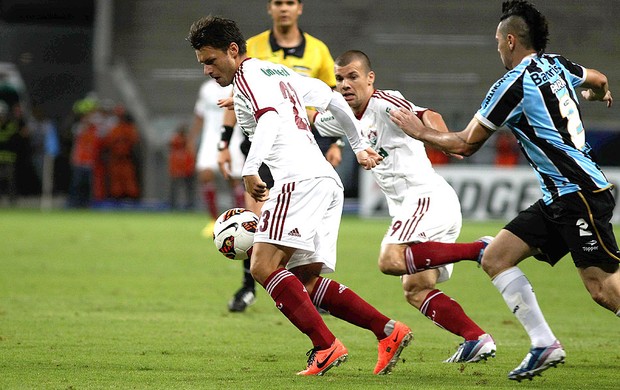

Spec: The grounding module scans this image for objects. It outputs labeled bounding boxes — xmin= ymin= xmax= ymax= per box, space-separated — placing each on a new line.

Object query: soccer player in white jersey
xmin=188 ymin=78 xmax=245 ymax=228
xmin=188 ymin=16 xmax=413 ymax=377
xmin=313 ymin=50 xmax=496 ymax=363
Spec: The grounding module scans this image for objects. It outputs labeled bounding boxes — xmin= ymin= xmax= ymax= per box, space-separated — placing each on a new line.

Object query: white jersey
xmin=194 ymin=79 xmax=244 ymax=176
xmin=233 ymin=58 xmax=342 ymax=187
xmin=315 ymin=89 xmax=447 ymax=215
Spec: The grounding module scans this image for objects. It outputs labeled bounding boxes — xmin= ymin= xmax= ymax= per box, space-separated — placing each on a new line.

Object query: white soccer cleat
xmin=444 ymin=333 xmax=496 ymax=363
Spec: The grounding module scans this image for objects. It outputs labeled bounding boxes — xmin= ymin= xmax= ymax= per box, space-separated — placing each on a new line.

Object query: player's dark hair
xmin=500 ymin=1 xmax=548 ymax=55
xmin=335 ymin=50 xmax=372 ymax=72
xmin=187 ymin=15 xmax=247 ymax=55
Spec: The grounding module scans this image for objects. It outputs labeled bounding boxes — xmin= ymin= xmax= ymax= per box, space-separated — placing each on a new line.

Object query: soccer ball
xmin=212 ymin=208 xmax=259 ymax=260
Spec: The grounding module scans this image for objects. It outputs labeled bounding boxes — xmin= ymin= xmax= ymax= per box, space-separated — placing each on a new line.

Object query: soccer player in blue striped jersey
xmin=390 ymin=0 xmax=618 ymax=382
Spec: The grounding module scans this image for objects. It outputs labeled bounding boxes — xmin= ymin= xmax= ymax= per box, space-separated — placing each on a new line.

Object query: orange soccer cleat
xmin=374 ymin=321 xmax=413 ymax=375
xmin=297 ymin=338 xmax=348 ymax=376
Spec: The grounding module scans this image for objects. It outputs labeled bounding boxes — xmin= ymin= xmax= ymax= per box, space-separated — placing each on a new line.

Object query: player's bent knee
xmin=402 ymin=288 xmax=426 ymax=309
xmin=378 ymin=245 xmax=405 ymax=275
xmin=248 ymin=253 xmax=276 ymax=285
xmin=378 ymin=256 xmax=399 ymax=275
xmin=480 ymin=253 xmax=504 ymax=278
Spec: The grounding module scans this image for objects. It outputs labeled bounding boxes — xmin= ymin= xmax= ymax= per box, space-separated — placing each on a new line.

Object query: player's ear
xmin=298 ymin=2 xmax=303 ymax=15
xmin=228 ymin=42 xmax=239 ymax=57
xmin=368 ymin=71 xmax=375 ymax=85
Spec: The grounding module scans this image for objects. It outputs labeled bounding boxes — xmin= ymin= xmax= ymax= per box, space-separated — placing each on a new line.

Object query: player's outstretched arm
xmin=421 ymin=109 xmax=463 ymax=160
xmin=390 ymin=108 xmax=492 ymax=157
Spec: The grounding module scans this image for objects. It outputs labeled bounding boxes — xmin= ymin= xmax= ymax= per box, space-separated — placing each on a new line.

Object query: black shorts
xmin=240 ymin=137 xmax=274 ymax=189
xmin=504 ymin=189 xmax=620 ymax=269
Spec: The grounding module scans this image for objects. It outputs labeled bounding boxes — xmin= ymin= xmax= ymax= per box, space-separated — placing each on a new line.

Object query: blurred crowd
xmin=0 ymin=73 xmax=142 ymax=208
xmin=63 ymin=94 xmax=141 ymax=208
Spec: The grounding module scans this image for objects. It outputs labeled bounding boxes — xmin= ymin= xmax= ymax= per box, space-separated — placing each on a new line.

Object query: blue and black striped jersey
xmin=475 ymin=53 xmax=611 ymax=205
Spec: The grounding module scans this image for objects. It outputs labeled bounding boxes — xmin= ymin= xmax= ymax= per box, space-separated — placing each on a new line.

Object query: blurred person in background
xmin=494 ymin=129 xmax=520 ymax=166
xmin=187 ymin=78 xmax=245 ymax=228
xmin=12 ymin=102 xmax=39 ymax=197
xmin=30 ymin=106 xmax=59 ymax=185
xmin=67 ymin=108 xmax=98 ymax=208
xmin=219 ymin=0 xmax=345 ymax=313
xmin=390 ymin=0 xmax=618 ymax=381
xmin=0 ymin=101 xmax=19 ymax=205
xmin=168 ymin=123 xmax=195 ymax=210
xmin=103 ymin=105 xmax=140 ymax=200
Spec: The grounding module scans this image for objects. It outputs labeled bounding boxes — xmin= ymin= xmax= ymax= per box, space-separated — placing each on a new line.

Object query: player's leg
xmin=251 ymin=178 xmax=348 ymax=375
xmin=579 ymin=265 xmax=620 ymax=314
xmin=482 ymin=226 xmax=565 ymax=381
xmin=378 ymin=236 xmax=489 ymax=275
xmin=250 ymin=242 xmax=345 ymax=375
xmin=292 ymin=262 xmax=394 ymax=341
xmin=292 ymin=261 xmax=412 ymax=374
xmin=399 ymin=267 xmax=495 ymax=363
xmin=288 ymin=179 xmax=412 ymax=375
xmin=378 ymin=184 xmax=489 ymax=276
xmin=564 ymin=189 xmax=620 ymax=315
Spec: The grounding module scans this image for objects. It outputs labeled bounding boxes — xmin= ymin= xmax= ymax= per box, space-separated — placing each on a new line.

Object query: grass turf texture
xmin=1 ymin=209 xmax=618 ymax=389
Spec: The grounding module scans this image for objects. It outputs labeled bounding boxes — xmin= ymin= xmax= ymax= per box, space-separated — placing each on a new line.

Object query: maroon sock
xmin=233 ymin=183 xmax=246 ymax=209
xmin=420 ymin=289 xmax=484 ymax=341
xmin=310 ymin=277 xmax=390 ymax=340
xmin=264 ymin=269 xmax=335 ymax=349
xmin=202 ymin=183 xmax=218 ymax=219
xmin=405 ymin=241 xmax=484 ymax=273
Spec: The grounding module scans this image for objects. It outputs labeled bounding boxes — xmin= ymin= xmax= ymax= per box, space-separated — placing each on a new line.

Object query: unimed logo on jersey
xmin=261 ymin=66 xmax=291 ymax=77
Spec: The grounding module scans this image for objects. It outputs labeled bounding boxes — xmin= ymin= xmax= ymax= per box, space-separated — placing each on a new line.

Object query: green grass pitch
xmin=1 ymin=209 xmax=618 ymax=389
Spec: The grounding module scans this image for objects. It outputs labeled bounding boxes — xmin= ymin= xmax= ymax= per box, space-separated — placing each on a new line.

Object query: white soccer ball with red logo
xmin=212 ymin=208 xmax=259 ymax=260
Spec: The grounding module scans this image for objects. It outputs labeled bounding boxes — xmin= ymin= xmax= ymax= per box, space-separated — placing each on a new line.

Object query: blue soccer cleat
xmin=508 ymin=340 xmax=566 ymax=381
xmin=476 ymin=236 xmax=494 ymax=265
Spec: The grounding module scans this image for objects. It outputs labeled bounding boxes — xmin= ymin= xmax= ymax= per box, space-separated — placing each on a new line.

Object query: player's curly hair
xmin=500 ymin=1 xmax=549 ymax=55
xmin=187 ymin=15 xmax=247 ymax=55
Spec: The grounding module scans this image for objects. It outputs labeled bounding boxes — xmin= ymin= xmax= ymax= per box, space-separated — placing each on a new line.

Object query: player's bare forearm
xmin=391 ymin=108 xmax=466 ymax=155
xmin=581 ymin=69 xmax=613 ymax=108
xmin=391 ymin=109 xmax=489 ymax=156
xmin=243 ymin=175 xmax=268 ymax=202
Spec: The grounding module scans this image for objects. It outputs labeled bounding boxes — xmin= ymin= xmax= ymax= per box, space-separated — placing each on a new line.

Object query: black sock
xmin=243 ymin=258 xmax=255 ymax=290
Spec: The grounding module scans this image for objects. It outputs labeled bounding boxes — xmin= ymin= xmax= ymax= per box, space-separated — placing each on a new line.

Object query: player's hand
xmin=356 ymin=148 xmax=382 ymax=170
xmin=390 ymin=108 xmax=425 ymax=139
xmin=581 ymin=89 xmax=613 ymax=108
xmin=325 ymin=143 xmax=342 ymax=167
xmin=243 ymin=175 xmax=269 ymax=202
xmin=217 ymin=148 xmax=232 ymax=180
xmin=217 ymin=97 xmax=235 ymax=110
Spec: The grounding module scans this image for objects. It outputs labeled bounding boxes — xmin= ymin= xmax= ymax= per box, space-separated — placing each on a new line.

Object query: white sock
xmin=616 ymin=308 xmax=620 ymax=317
xmin=492 ymin=267 xmax=556 ymax=347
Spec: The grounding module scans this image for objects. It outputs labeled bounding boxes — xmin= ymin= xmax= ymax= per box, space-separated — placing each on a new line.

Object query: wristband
xmin=217 ymin=140 xmax=229 ymax=151
xmin=220 ymin=125 xmax=234 ymax=143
